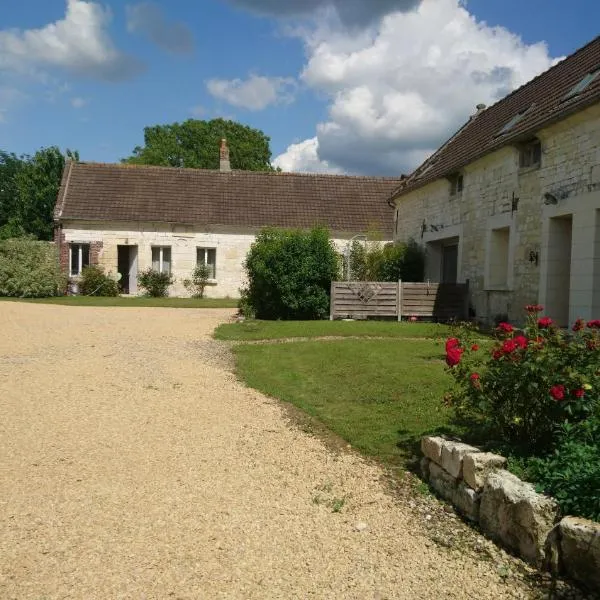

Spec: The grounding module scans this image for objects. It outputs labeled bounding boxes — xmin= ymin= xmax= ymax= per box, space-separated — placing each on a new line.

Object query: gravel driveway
xmin=0 ymin=303 xmax=544 ymax=599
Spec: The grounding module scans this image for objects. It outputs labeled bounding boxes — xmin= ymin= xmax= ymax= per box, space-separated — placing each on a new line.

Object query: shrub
xmin=183 ymin=264 xmax=211 ymax=298
xmin=444 ymin=306 xmax=600 ymax=453
xmin=78 ymin=265 xmax=119 ymax=296
xmin=138 ymin=268 xmax=174 ymax=297
xmin=242 ymin=227 xmax=339 ymax=320
xmin=527 ymin=418 xmax=600 ymax=521
xmin=0 ymin=238 xmax=66 ymax=297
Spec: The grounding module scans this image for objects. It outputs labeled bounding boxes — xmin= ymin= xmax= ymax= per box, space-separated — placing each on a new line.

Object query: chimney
xmin=219 ymin=138 xmax=231 ymax=172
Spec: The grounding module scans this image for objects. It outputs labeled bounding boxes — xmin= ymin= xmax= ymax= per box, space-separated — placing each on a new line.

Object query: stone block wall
xmin=421 ymin=436 xmax=600 ymax=591
xmin=395 ymin=103 xmax=600 ymax=325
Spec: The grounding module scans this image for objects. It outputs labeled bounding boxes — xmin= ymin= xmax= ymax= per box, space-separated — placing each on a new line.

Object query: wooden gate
xmin=330 ymin=281 xmax=469 ymax=321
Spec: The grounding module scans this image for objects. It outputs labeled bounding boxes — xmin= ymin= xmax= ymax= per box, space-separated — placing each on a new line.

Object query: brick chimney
xmin=220 ymin=138 xmax=231 ymax=172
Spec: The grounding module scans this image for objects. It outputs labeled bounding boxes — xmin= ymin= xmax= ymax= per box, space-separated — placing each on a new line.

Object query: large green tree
xmin=124 ymin=118 xmax=275 ymax=171
xmin=0 ymin=147 xmax=78 ymax=241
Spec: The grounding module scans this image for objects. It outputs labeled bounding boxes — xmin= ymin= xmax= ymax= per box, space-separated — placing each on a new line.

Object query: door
xmin=441 ymin=244 xmax=458 ymax=284
xmin=117 ymin=246 xmax=138 ymax=295
xmin=545 ymin=216 xmax=572 ymax=326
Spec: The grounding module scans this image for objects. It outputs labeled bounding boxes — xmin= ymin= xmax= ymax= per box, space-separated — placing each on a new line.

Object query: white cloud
xmin=206 ymin=74 xmax=297 ymax=111
xmin=226 ymin=0 xmax=419 ymax=27
xmin=273 ymin=137 xmax=344 ymax=173
xmin=274 ymin=0 xmax=556 ymax=174
xmin=0 ymin=0 xmax=143 ymax=81
xmin=71 ymin=96 xmax=87 ymax=109
xmin=126 ymin=2 xmax=194 ymax=55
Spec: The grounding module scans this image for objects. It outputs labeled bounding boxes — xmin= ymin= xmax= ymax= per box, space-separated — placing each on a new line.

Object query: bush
xmin=527 ymin=418 xmax=600 ymax=521
xmin=347 ymin=238 xmax=425 ymax=282
xmin=138 ymin=268 xmax=174 ymax=297
xmin=444 ymin=306 xmax=600 ymax=453
xmin=78 ymin=266 xmax=119 ymax=296
xmin=242 ymin=227 xmax=339 ymax=320
xmin=183 ymin=264 xmax=211 ymax=298
xmin=0 ymin=238 xmax=66 ymax=297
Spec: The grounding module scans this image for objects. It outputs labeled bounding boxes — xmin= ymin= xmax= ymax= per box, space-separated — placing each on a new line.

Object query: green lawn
xmin=215 ymin=319 xmax=453 ymax=341
xmin=0 ymin=296 xmax=239 ymax=308
xmin=233 ymin=337 xmax=461 ymax=465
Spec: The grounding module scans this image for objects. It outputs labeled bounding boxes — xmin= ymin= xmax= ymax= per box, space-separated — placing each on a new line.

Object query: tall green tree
xmin=123 ymin=118 xmax=275 ymax=171
xmin=0 ymin=147 xmax=78 ymax=241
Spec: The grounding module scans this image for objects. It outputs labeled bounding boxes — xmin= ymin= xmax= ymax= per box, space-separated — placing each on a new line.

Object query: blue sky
xmin=1 ymin=0 xmax=598 ymax=174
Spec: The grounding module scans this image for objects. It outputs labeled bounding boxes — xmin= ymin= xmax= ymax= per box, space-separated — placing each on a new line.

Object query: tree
xmin=0 ymin=147 xmax=79 ymax=241
xmin=123 ymin=118 xmax=275 ymax=171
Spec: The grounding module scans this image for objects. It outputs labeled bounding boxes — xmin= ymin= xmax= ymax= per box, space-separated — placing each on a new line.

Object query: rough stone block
xmin=463 ymin=452 xmax=507 ymax=491
xmin=480 ymin=470 xmax=559 ymax=567
xmin=440 ymin=441 xmax=480 ymax=479
xmin=453 ymin=482 xmax=481 ymax=522
xmin=421 ymin=436 xmax=446 ymax=466
xmin=428 ymin=461 xmax=457 ymax=502
xmin=420 ymin=456 xmax=431 ymax=481
xmin=559 ymin=517 xmax=600 ymax=591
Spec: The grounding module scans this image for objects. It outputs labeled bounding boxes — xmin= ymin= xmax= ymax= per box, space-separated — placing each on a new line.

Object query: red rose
xmin=492 ymin=350 xmax=503 ymax=360
xmin=446 ymin=347 xmax=463 ymax=367
xmin=526 ymin=304 xmax=544 ymax=313
xmin=514 ymin=335 xmax=528 ymax=349
xmin=550 ymin=384 xmax=565 ymax=401
xmin=445 ymin=338 xmax=460 ymax=352
xmin=572 ymin=318 xmax=585 ymax=332
xmin=502 ymin=339 xmax=518 ymax=354
xmin=573 ymin=388 xmax=585 ymax=399
xmin=587 ymin=320 xmax=600 ymax=329
xmin=538 ymin=317 xmax=553 ymax=328
xmin=497 ymin=322 xmax=514 ymax=333
xmin=471 ymin=344 xmax=479 ymax=352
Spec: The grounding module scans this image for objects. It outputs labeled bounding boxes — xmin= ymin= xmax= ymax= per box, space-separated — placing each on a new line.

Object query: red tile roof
xmin=55 ymin=162 xmax=401 ymax=237
xmin=394 ymin=35 xmax=600 ymax=198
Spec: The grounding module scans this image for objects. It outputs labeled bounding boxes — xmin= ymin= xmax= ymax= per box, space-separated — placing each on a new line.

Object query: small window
xmin=152 ymin=246 xmax=171 ymax=274
xmin=519 ymin=140 xmax=542 ymax=169
xmin=69 ymin=243 xmax=90 ymax=277
xmin=197 ymin=247 xmax=216 ymax=279
xmin=497 ymin=105 xmax=534 ymax=136
xmin=564 ymin=69 xmax=600 ymax=100
xmin=449 ymin=173 xmax=464 ymax=197
xmin=488 ymin=227 xmax=510 ymax=288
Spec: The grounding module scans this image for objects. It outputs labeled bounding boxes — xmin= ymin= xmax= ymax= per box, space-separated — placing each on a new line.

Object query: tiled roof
xmin=55 ymin=162 xmax=401 ymax=237
xmin=394 ymin=35 xmax=600 ymax=198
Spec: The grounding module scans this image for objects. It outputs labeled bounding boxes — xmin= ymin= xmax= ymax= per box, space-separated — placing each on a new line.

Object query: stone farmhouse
xmin=391 ymin=36 xmax=600 ymax=326
xmin=53 ymin=145 xmax=400 ymax=298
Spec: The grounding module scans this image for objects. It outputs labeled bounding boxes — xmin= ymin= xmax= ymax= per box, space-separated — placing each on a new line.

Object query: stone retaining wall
xmin=421 ymin=436 xmax=600 ymax=592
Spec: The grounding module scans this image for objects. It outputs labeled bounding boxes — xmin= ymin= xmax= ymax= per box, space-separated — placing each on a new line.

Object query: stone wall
xmin=394 ymin=103 xmax=600 ymax=326
xmin=421 ymin=436 xmax=600 ymax=591
xmin=60 ymin=220 xmax=390 ymax=298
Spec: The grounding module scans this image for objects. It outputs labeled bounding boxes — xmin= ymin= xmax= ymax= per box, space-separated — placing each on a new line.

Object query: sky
xmin=0 ymin=0 xmax=598 ymax=175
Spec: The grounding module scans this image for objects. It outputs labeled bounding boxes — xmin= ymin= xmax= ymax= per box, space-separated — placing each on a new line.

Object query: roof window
xmin=497 ymin=105 xmax=534 ymax=136
xmin=563 ymin=68 xmax=600 ymax=100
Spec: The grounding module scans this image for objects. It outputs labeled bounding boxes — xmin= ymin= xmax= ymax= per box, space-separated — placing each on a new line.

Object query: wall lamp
xmin=529 ymin=250 xmax=539 ymax=266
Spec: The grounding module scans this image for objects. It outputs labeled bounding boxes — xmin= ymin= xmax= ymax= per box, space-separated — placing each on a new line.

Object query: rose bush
xmin=444 ymin=306 xmax=600 ymax=453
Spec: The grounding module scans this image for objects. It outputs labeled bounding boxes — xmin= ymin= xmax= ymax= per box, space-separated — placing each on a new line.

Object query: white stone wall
xmin=394 ymin=103 xmax=600 ymax=325
xmin=61 ymin=220 xmax=390 ymax=298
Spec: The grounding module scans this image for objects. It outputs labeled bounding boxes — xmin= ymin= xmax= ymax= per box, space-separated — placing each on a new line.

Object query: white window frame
xmin=197 ymin=247 xmax=217 ymax=280
xmin=152 ymin=246 xmax=172 ymax=275
xmin=484 ymin=214 xmax=517 ymax=291
xmin=69 ymin=243 xmax=90 ymax=277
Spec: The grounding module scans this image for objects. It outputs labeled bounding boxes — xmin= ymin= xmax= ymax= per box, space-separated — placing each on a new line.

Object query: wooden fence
xmin=330 ymin=280 xmax=470 ymax=321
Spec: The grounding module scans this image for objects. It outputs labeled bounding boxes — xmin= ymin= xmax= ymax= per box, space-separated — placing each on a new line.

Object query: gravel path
xmin=0 ymin=303 xmax=548 ymax=599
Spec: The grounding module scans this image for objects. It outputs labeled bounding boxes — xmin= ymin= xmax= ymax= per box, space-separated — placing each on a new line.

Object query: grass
xmin=0 ymin=296 xmax=239 ymax=308
xmin=233 ymin=337 xmax=460 ymax=465
xmin=215 ymin=319 xmax=453 ymax=341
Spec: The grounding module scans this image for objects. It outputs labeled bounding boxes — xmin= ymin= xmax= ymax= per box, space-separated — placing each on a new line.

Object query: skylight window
xmin=497 ymin=105 xmax=533 ymax=136
xmin=563 ymin=68 xmax=600 ymax=100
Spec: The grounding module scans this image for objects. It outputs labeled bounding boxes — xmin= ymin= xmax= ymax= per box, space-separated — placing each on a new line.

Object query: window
xmin=488 ymin=227 xmax=510 ymax=288
xmin=497 ymin=105 xmax=534 ymax=136
xmin=448 ymin=173 xmax=464 ymax=197
xmin=69 ymin=243 xmax=90 ymax=276
xmin=564 ymin=68 xmax=600 ymax=101
xmin=197 ymin=247 xmax=216 ymax=279
xmin=519 ymin=139 xmax=542 ymax=169
xmin=152 ymin=246 xmax=171 ymax=274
